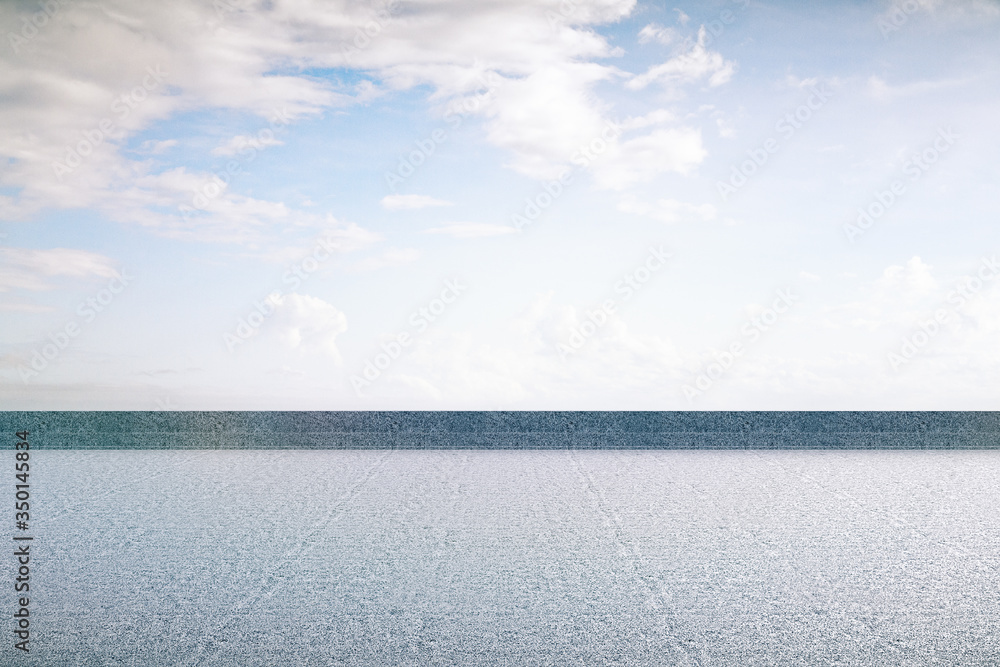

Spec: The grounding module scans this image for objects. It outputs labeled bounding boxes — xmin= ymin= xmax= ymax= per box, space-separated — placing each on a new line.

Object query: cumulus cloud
xmin=877 ymin=256 xmax=938 ymax=298
xmin=0 ymin=0 xmax=727 ymax=239
xmin=262 ymin=293 xmax=348 ymax=363
xmin=0 ymin=0 xmax=708 ymax=237
xmin=825 ymin=256 xmax=941 ymax=331
xmin=480 ymin=63 xmax=618 ymax=180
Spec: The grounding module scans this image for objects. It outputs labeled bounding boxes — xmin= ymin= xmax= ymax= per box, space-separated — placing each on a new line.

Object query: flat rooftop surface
xmin=19 ymin=449 xmax=1000 ymax=665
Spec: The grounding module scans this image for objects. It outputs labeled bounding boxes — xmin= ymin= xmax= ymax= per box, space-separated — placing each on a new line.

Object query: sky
xmin=1 ymin=0 xmax=999 ymax=410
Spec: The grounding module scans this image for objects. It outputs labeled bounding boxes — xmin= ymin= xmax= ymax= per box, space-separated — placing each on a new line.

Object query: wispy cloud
xmin=638 ymin=23 xmax=679 ymax=45
xmin=866 ymin=75 xmax=971 ymax=101
xmin=211 ymin=134 xmax=284 ymax=157
xmin=617 ymin=196 xmax=716 ymax=223
xmin=423 ymin=223 xmax=517 ymax=238
xmin=380 ymin=194 xmax=454 ymax=210
xmin=139 ymin=139 xmax=178 ymax=154
xmin=346 ymin=248 xmax=421 ymax=272
xmin=0 ymin=248 xmax=120 ymax=292
xmin=627 ymin=26 xmax=736 ymax=90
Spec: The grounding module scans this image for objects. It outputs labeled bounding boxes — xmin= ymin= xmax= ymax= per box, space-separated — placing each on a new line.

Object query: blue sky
xmin=2 ymin=0 xmax=999 ymax=408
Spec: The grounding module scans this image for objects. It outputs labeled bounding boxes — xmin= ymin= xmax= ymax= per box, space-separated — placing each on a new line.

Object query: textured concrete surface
xmin=11 ymin=450 xmax=1000 ymax=665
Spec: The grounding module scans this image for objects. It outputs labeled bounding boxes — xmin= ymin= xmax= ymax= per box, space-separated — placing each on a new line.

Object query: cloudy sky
xmin=1 ymin=0 xmax=999 ymax=409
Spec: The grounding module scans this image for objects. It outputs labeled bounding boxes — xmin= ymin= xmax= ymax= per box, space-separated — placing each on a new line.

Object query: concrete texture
xmin=14 ymin=449 xmax=1000 ymax=665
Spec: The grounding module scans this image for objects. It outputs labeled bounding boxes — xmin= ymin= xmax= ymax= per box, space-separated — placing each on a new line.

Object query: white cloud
xmin=241 ymin=221 xmax=381 ymax=264
xmin=347 ymin=247 xmax=421 ymax=272
xmin=877 ymin=256 xmax=938 ymax=299
xmin=88 ymin=167 xmax=376 ymax=247
xmin=0 ymin=0 xmax=719 ymax=236
xmin=617 ymin=196 xmax=716 ymax=223
xmin=320 ymin=255 xmax=999 ymax=408
xmin=350 ymin=261 xmax=1000 ymax=408
xmin=0 ymin=247 xmax=120 ymax=292
xmin=715 ymin=116 xmax=736 ymax=138
xmin=211 ymin=133 xmax=283 ymax=157
xmin=620 ymin=109 xmax=676 ymax=130
xmin=139 ymin=139 xmax=178 ymax=154
xmin=340 ymin=291 xmax=687 ymax=407
xmin=821 ymin=256 xmax=941 ymax=331
xmin=481 ymin=63 xmax=618 ymax=180
xmin=592 ymin=127 xmax=707 ymax=189
xmin=380 ymin=194 xmax=454 ymax=210
xmin=638 ymin=23 xmax=678 ymax=45
xmin=261 ymin=293 xmax=348 ymax=363
xmin=829 ymin=257 xmax=940 ymax=329
xmin=866 ymin=74 xmax=971 ymax=102
xmin=422 ymin=223 xmax=516 ymax=238
xmin=785 ymin=75 xmax=820 ymax=89
xmin=627 ymin=26 xmax=736 ymax=90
